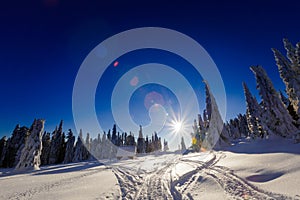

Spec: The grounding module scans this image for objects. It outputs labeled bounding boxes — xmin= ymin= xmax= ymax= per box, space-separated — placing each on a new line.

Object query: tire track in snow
xmin=180 ymin=152 xmax=292 ymax=200
xmin=113 ymin=157 xmax=181 ymax=200
xmin=173 ymin=152 xmax=218 ymax=199
xmin=205 ymin=165 xmax=291 ymax=200
xmin=135 ymin=160 xmax=177 ymax=200
xmin=112 ymin=167 xmax=144 ymax=200
xmin=113 ymin=152 xmax=292 ymax=200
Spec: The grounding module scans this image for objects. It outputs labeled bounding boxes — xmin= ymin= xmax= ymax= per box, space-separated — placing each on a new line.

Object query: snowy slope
xmin=0 ymin=161 xmax=120 ymax=200
xmin=1 ymin=139 xmax=299 ymax=200
xmin=219 ymin=137 xmax=300 ymax=198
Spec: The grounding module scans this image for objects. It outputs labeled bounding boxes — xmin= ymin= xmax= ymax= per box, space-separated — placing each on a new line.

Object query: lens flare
xmin=130 ymin=76 xmax=139 ymax=86
xmin=73 ymin=27 xmax=226 ymax=157
xmin=113 ymin=61 xmax=119 ymax=67
xmin=172 ymin=121 xmax=182 ymax=133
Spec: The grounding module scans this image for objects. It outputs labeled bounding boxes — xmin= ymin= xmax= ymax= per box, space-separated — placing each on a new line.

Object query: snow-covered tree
xmin=250 ymin=65 xmax=298 ymax=138
xmin=84 ymin=133 xmax=91 ymax=160
xmin=237 ymin=114 xmax=250 ymax=137
xmin=72 ymin=129 xmax=85 ymax=162
xmin=163 ymin=139 xmax=169 ymax=152
xmin=49 ymin=120 xmax=66 ymax=164
xmin=137 ymin=125 xmax=145 ymax=153
xmin=90 ymin=137 xmax=99 ymax=159
xmin=221 ymin=122 xmax=231 ymax=139
xmin=152 ymin=132 xmax=161 ymax=151
xmin=112 ymin=124 xmax=117 ymax=145
xmin=15 ymin=119 xmax=44 ymax=171
xmin=89 ymin=133 xmax=101 ymax=159
xmin=191 ymin=119 xmax=201 ymax=152
xmin=145 ymin=136 xmax=150 ymax=153
xmin=203 ymin=81 xmax=228 ymax=149
xmin=100 ymin=132 xmax=108 ymax=159
xmin=109 ymin=125 xmax=118 ymax=157
xmin=0 ymin=136 xmax=7 ymax=167
xmin=243 ymin=82 xmax=269 ymax=139
xmin=224 ymin=114 xmax=250 ymax=140
xmin=181 ymin=136 xmax=186 ymax=152
xmin=191 ymin=113 xmax=209 ymax=152
xmin=2 ymin=125 xmax=30 ymax=168
xmin=40 ymin=132 xmax=51 ymax=165
xmin=198 ymin=114 xmax=204 ymax=130
xmin=280 ymin=90 xmax=290 ymax=107
xmin=272 ymin=39 xmax=300 ymax=121
xmin=227 ymin=118 xmax=241 ymax=139
xmin=63 ymin=129 xmax=75 ymax=164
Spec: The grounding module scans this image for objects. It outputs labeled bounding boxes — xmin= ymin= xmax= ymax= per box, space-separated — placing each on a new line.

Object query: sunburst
xmin=172 ymin=120 xmax=182 ymax=133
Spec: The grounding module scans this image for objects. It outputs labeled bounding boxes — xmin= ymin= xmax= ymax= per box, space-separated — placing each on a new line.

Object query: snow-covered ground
xmin=1 ymin=138 xmax=299 ymax=200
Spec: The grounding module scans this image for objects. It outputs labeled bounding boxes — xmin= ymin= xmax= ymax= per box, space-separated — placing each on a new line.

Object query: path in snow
xmin=112 ymin=152 xmax=292 ymax=200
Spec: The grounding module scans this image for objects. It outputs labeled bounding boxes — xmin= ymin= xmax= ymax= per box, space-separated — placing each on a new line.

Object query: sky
xmin=1 ymin=0 xmax=300 ymax=141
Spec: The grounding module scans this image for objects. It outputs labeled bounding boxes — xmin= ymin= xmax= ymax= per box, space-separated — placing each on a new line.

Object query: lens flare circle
xmin=111 ymin=63 xmax=199 ymax=139
xmin=72 ymin=27 xmax=226 ymax=160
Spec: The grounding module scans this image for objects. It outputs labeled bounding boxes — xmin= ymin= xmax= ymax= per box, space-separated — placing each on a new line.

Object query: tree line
xmin=0 ymin=120 xmax=169 ymax=169
xmin=191 ymin=39 xmax=300 ymax=152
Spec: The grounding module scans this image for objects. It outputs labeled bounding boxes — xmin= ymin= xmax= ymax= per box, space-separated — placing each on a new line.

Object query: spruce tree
xmin=203 ymin=81 xmax=228 ymax=149
xmin=72 ymin=129 xmax=85 ymax=162
xmin=243 ymin=82 xmax=269 ymax=139
xmin=63 ymin=129 xmax=75 ymax=164
xmin=15 ymin=119 xmax=44 ymax=171
xmin=272 ymin=39 xmax=300 ymax=120
xmin=112 ymin=124 xmax=117 ymax=145
xmin=0 ymin=136 xmax=7 ymax=167
xmin=181 ymin=137 xmax=186 ymax=152
xmin=137 ymin=125 xmax=145 ymax=153
xmin=49 ymin=120 xmax=65 ymax=164
xmin=40 ymin=132 xmax=51 ymax=165
xmin=250 ymin=66 xmax=298 ymax=138
xmin=2 ymin=125 xmax=30 ymax=168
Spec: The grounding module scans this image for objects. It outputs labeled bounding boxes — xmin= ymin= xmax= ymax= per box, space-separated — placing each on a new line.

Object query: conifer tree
xmin=72 ymin=129 xmax=85 ymax=162
xmin=272 ymin=39 xmax=300 ymax=120
xmin=63 ymin=129 xmax=75 ymax=164
xmin=15 ymin=119 xmax=44 ymax=171
xmin=203 ymin=81 xmax=228 ymax=149
xmin=243 ymin=82 xmax=268 ymax=138
xmin=250 ymin=66 xmax=298 ymax=138
xmin=41 ymin=132 xmax=51 ymax=165
xmin=181 ymin=136 xmax=186 ymax=152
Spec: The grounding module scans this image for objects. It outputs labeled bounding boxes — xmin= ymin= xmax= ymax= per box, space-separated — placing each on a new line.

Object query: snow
xmin=1 ymin=139 xmax=299 ymax=199
xmin=116 ymin=146 xmax=136 ymax=159
xmin=0 ymin=161 xmax=120 ymax=200
xmin=219 ymin=137 xmax=300 ymax=198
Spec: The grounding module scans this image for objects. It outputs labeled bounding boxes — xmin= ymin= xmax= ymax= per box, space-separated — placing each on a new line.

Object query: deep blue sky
xmin=1 ymin=0 xmax=300 ymax=138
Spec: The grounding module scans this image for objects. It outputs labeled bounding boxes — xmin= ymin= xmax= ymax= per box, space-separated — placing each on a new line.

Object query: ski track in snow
xmin=112 ymin=152 xmax=292 ymax=200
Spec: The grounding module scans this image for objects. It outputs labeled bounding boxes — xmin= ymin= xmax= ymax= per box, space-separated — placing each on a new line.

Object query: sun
xmin=172 ymin=120 xmax=182 ymax=133
xmin=174 ymin=121 xmax=182 ymax=132
xmin=165 ymin=110 xmax=190 ymax=137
